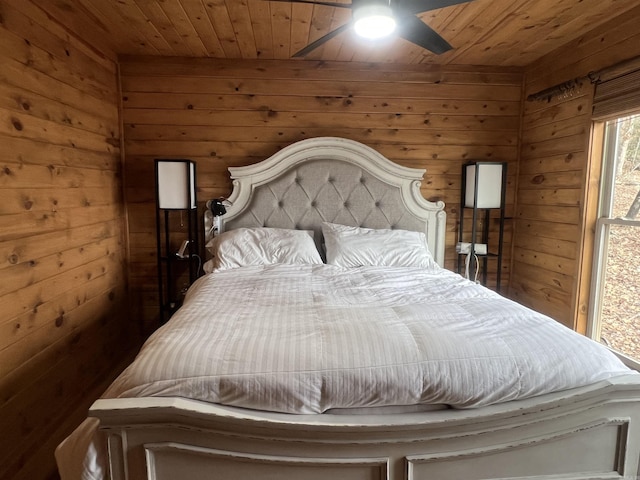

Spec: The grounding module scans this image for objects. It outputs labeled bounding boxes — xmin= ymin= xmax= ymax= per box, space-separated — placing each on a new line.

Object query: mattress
xmin=103 ymin=264 xmax=633 ymax=414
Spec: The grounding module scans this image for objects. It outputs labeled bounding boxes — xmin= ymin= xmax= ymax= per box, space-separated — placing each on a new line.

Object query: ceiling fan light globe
xmin=353 ymin=5 xmax=396 ymax=39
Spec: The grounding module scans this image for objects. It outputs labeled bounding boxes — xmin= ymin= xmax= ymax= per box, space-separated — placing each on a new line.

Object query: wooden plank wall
xmin=119 ymin=57 xmax=523 ymax=331
xmin=0 ymin=1 xmax=134 ymax=478
xmin=513 ymin=3 xmax=640 ymax=330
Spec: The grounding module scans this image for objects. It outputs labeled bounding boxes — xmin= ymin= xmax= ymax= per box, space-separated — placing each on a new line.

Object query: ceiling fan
xmin=269 ymin=0 xmax=474 ymax=57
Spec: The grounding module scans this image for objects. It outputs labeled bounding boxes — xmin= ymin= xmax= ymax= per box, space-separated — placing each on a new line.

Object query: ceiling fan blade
xmin=292 ymin=22 xmax=352 ymax=57
xmin=267 ymin=0 xmax=352 ymax=8
xmin=397 ymin=15 xmax=452 ymax=54
xmin=398 ymin=0 xmax=474 ymax=15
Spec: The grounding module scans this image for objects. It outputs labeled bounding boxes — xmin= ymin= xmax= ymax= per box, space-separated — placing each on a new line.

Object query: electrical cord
xmin=192 ymin=254 xmax=203 ymax=277
xmin=464 ymin=253 xmax=480 ymax=283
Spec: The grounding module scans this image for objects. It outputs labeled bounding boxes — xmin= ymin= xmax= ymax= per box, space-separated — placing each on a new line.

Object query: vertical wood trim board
xmin=119 ymin=57 xmax=523 ymax=332
xmin=0 ymin=1 xmax=134 ymax=479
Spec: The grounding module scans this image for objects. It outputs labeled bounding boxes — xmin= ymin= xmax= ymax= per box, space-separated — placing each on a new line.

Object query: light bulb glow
xmin=353 ymin=5 xmax=396 ymax=39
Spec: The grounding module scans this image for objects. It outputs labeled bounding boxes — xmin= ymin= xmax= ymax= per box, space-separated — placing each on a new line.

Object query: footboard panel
xmin=147 ymin=444 xmax=389 ymax=480
xmin=91 ymin=376 xmax=640 ymax=480
xmin=407 ymin=418 xmax=629 ymax=479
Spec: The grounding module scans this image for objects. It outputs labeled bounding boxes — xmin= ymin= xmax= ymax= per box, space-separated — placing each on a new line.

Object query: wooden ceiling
xmin=40 ymin=0 xmax=640 ymax=66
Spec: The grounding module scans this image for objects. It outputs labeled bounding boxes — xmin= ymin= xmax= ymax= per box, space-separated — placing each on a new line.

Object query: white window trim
xmin=589 ymin=217 xmax=640 ymax=337
xmin=587 ymin=117 xmax=640 ymax=351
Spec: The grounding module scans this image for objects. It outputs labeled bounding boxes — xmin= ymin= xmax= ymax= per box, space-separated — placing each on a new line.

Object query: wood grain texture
xmin=0 ymin=2 xmax=135 ymax=479
xmin=514 ymin=5 xmax=640 ymax=329
xmin=1 ymin=2 xmax=639 ymax=478
xmin=33 ymin=0 xmax=640 ymax=67
xmin=120 ymin=57 xmax=522 ymax=330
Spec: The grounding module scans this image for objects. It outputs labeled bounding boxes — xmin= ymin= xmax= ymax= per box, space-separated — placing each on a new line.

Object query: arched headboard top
xmin=216 ymin=137 xmax=446 ymax=266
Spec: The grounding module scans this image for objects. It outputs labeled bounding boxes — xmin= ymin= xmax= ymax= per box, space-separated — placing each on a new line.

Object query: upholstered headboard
xmin=207 ymin=137 xmax=446 ymax=266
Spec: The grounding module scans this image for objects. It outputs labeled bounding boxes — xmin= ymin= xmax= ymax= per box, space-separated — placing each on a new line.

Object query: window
xmin=588 ymin=112 xmax=640 ymax=363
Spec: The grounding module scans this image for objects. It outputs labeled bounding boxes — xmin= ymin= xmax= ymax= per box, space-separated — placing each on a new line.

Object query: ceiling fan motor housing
xmin=353 ymin=2 xmax=397 ymax=39
xmin=284 ymin=0 xmax=471 ymax=57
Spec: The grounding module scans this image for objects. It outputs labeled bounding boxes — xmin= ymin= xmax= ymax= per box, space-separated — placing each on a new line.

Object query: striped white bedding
xmin=103 ymin=264 xmax=633 ymax=413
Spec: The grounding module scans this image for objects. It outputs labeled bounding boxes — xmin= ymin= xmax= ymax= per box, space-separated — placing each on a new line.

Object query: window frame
xmin=587 ymin=115 xmax=640 ymax=369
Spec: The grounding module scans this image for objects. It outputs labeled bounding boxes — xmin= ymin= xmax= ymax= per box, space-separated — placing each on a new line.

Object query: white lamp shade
xmin=157 ymin=160 xmax=196 ymax=209
xmin=464 ymin=163 xmax=504 ymax=209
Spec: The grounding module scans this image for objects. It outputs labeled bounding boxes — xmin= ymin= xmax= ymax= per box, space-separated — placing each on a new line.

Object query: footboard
xmin=91 ymin=375 xmax=640 ymax=480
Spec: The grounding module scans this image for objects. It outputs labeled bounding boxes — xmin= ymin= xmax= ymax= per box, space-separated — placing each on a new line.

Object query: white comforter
xmin=103 ymin=264 xmax=632 ymax=413
xmin=57 ymin=264 xmax=635 ymax=479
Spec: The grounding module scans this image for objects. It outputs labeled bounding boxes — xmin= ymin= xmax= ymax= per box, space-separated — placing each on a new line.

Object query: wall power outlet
xmin=456 ymin=242 xmax=487 ymax=255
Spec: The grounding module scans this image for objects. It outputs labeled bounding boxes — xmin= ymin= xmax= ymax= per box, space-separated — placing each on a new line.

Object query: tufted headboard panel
xmin=208 ymin=137 xmax=446 ymax=266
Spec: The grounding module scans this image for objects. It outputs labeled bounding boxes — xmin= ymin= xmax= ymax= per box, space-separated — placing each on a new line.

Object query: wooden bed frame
xmin=91 ymin=137 xmax=640 ymax=480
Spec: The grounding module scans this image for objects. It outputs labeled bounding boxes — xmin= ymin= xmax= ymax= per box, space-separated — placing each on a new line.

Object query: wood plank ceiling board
xmin=462 ymin=0 xmax=590 ymax=66
xmin=107 ymin=0 xmax=175 ymax=55
xmin=270 ymin=1 xmax=293 ymax=59
xmin=248 ymin=0 xmax=275 ymax=58
xmin=304 ymin=4 xmax=340 ymax=60
xmin=130 ymin=0 xmax=193 ymax=56
xmin=509 ymin=0 xmax=640 ymax=67
xmin=156 ymin=0 xmax=212 ymax=56
xmin=494 ymin=0 xmax=585 ymax=66
xmin=225 ymin=0 xmax=259 ymax=58
xmin=317 ymin=7 xmax=352 ymax=61
xmin=440 ymin=0 xmax=530 ymax=65
xmin=289 ymin=3 xmax=314 ymax=57
xmin=79 ymin=0 xmax=158 ymax=54
xmin=205 ymin=0 xmax=243 ymax=58
xmin=179 ymin=0 xmax=226 ymax=57
xmin=409 ymin=4 xmax=472 ymax=64
xmin=36 ymin=0 xmax=640 ymax=65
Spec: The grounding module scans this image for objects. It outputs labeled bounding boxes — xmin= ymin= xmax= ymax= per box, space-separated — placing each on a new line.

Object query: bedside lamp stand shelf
xmin=457 ymin=161 xmax=507 ymax=292
xmin=155 ymin=159 xmax=199 ymax=325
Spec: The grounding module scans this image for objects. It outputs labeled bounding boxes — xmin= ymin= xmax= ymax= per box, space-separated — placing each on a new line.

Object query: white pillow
xmin=205 ymin=227 xmax=322 ymax=271
xmin=321 ymin=222 xmax=437 ymax=269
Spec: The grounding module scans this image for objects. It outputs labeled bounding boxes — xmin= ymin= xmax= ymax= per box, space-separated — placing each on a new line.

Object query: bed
xmin=57 ymin=137 xmax=640 ymax=480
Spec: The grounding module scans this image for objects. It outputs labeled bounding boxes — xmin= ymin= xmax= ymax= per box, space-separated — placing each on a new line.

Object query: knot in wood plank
xmin=532 ymin=174 xmax=545 ymax=184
